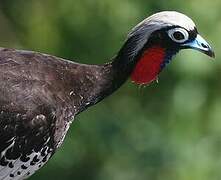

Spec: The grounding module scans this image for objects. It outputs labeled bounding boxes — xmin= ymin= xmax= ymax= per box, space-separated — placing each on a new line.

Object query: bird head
xmin=126 ymin=11 xmax=215 ymax=85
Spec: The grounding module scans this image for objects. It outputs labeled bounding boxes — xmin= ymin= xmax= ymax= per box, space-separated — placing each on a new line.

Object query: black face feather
xmin=145 ymin=26 xmax=198 ymax=50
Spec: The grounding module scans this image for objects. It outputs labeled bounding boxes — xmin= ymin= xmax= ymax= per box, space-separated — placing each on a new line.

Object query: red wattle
xmin=131 ymin=46 xmax=166 ymax=85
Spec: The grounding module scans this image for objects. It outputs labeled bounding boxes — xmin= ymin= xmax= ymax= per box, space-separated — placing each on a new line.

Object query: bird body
xmin=0 ymin=48 xmax=111 ymax=179
xmin=0 ymin=11 xmax=214 ymax=179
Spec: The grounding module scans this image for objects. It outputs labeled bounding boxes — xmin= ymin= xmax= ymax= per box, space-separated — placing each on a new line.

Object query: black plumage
xmin=0 ymin=47 xmax=125 ymax=179
xmin=0 ymin=11 xmax=214 ymax=179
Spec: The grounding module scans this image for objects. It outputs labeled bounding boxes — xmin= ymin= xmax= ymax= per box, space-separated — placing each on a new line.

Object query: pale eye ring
xmin=168 ymin=28 xmax=189 ymax=43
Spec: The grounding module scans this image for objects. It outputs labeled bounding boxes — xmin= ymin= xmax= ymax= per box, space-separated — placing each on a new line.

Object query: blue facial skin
xmin=160 ymin=33 xmax=215 ymax=72
xmin=182 ymin=34 xmax=215 ymax=58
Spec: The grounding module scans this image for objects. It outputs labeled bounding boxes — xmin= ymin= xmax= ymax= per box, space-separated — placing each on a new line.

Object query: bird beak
xmin=182 ymin=34 xmax=215 ymax=58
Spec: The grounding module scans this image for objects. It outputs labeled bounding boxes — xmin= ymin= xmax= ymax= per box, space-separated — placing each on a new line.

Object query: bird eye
xmin=168 ymin=28 xmax=189 ymax=43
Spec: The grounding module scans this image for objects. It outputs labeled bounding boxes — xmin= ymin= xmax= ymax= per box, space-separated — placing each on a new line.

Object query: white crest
xmin=127 ymin=11 xmax=196 ymax=58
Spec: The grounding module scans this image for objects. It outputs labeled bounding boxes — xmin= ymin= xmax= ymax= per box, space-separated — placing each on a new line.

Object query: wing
xmin=0 ymin=48 xmax=98 ymax=179
xmin=0 ymin=108 xmax=56 ymax=180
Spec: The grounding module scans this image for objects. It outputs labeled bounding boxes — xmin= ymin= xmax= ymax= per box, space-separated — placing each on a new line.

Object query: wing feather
xmin=0 ymin=110 xmax=55 ymax=179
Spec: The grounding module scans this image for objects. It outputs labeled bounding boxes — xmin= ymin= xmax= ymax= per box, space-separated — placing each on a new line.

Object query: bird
xmin=0 ymin=11 xmax=214 ymax=179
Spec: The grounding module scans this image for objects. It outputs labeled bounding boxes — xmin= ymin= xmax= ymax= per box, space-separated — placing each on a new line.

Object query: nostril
xmin=201 ymin=43 xmax=208 ymax=48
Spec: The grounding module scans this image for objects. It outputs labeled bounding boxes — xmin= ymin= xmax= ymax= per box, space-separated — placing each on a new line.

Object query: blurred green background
xmin=0 ymin=0 xmax=220 ymax=179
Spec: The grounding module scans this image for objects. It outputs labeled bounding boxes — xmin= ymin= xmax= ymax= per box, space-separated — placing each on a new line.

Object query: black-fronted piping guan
xmin=0 ymin=11 xmax=214 ymax=179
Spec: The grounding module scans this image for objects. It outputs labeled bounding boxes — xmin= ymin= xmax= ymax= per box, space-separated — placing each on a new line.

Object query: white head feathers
xmin=127 ymin=11 xmax=196 ymax=58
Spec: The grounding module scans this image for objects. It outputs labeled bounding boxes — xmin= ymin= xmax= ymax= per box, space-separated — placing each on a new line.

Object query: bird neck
xmin=76 ymin=39 xmax=178 ymax=113
xmin=84 ymin=56 xmax=134 ymax=108
xmin=86 ymin=39 xmax=141 ymax=106
xmin=84 ymin=40 xmax=157 ymax=107
xmin=76 ymin=42 xmax=137 ymax=113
